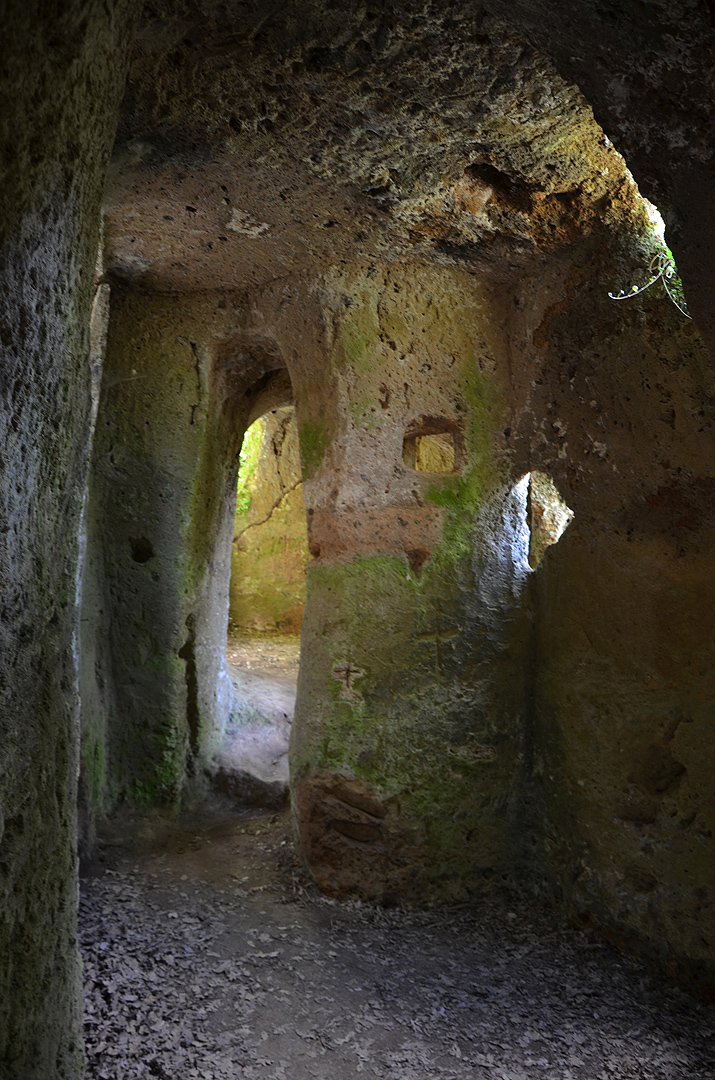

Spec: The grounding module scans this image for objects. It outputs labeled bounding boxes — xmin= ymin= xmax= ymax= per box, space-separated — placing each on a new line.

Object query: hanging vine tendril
xmin=609 ymin=244 xmax=691 ymax=318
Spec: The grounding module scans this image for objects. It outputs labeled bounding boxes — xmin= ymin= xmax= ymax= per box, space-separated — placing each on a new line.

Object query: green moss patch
xmin=298 ymin=418 xmax=328 ymax=478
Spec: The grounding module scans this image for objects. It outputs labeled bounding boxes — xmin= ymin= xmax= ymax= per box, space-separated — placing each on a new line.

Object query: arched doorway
xmin=211 ymin=405 xmax=310 ymax=810
xmin=229 ymin=406 xmax=309 ymax=636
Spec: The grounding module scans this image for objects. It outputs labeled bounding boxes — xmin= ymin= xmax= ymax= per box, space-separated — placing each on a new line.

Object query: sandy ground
xmin=225 ymin=631 xmax=301 ymax=681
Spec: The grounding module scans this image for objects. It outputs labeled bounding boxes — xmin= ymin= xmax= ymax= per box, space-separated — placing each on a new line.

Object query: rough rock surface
xmin=76 ymin=0 xmax=715 ymax=997
xmin=105 ymin=0 xmax=646 ymax=293
xmin=480 ymin=0 xmax=715 ymax=357
xmin=208 ymin=633 xmax=301 ymax=811
xmin=0 ymin=3 xmax=139 ymax=1075
xmin=80 ymin=283 xmax=311 ymax=815
xmin=6 ymin=1 xmax=715 ymax=1076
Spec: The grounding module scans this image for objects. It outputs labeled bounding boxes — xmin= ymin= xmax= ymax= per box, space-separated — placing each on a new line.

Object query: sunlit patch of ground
xmin=209 ymin=631 xmax=302 ymax=808
xmin=226 ymin=629 xmax=301 ymax=682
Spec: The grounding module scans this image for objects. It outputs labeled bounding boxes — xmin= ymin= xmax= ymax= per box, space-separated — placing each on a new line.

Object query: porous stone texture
xmin=104 ymin=0 xmax=644 ymax=293
xmin=508 ymin=255 xmax=715 ymax=994
xmin=80 ymin=275 xmax=327 ymax=821
xmin=82 ymin=288 xmax=273 ymax=810
xmin=75 ymin=0 xmax=715 ymax=1010
xmin=230 ymin=408 xmax=309 ymax=633
xmin=0 ymin=2 xmax=139 ymax=1075
xmin=7 ymin=0 xmax=715 ymax=1073
xmin=480 ymin=0 xmax=715 ymax=360
xmin=290 ymin=262 xmax=536 ymax=903
xmin=211 ymin=633 xmax=299 ymax=810
xmin=211 ymin=721 xmax=290 ymax=811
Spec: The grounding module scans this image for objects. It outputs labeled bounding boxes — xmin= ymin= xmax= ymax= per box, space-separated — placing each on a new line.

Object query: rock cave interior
xmin=2 ymin=1 xmax=715 ymax=1076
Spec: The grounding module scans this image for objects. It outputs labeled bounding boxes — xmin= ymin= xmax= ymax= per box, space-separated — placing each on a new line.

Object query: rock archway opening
xmin=229 ymin=406 xmax=309 ymax=637
xmin=525 ymin=471 xmax=575 ymax=569
xmin=212 ymin=406 xmax=310 ymax=811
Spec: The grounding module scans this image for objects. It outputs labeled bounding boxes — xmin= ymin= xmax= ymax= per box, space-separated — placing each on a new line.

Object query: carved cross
xmin=333 ymin=660 xmax=364 ymax=694
xmin=415 ymin=609 xmax=459 ymax=677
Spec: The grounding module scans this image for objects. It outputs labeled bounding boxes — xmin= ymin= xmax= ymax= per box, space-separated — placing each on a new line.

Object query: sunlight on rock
xmin=527 ymin=471 xmax=574 ymax=569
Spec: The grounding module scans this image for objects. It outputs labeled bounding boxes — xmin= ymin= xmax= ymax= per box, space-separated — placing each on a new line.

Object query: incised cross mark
xmin=415 ymin=608 xmax=459 ymax=677
xmin=333 ymin=660 xmax=365 ymax=697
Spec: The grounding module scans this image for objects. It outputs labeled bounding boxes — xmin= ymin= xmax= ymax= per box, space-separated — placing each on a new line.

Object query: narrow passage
xmin=80 ymin=804 xmax=714 ymax=1080
xmin=209 ymin=631 xmax=300 ymax=810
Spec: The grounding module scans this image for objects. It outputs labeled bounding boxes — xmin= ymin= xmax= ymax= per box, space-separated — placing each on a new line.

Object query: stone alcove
xmin=4 ymin=2 xmax=715 ymax=1072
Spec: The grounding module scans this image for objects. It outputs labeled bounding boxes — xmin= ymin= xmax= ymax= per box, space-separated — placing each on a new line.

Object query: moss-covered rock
xmin=289 ymin=264 xmax=538 ymax=902
xmin=230 ymin=408 xmax=310 ymax=633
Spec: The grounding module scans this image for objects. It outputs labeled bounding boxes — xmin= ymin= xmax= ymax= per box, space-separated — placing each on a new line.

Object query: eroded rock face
xmin=507 ymin=237 xmax=715 ymax=992
xmin=81 ymin=286 xmax=295 ymax=809
xmin=5 ymin=1 xmax=715 ymax=1074
xmin=80 ymin=0 xmax=715 ymax=994
xmin=289 ymin=262 xmax=535 ymax=903
xmin=292 ymin=771 xmax=401 ymax=898
xmin=0 ymin=2 xmax=139 ymax=1075
xmin=480 ymin=0 xmax=715 ymax=358
xmin=104 ymin=0 xmax=645 ymax=294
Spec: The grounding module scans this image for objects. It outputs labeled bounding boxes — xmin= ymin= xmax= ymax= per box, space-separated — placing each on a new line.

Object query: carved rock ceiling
xmin=105 ymin=0 xmax=645 ymax=293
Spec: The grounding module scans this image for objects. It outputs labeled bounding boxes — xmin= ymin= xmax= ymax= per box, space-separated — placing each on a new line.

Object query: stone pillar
xmin=81 ymin=287 xmax=294 ymax=812
xmin=82 ymin=288 xmax=245 ymax=807
xmin=290 ymin=263 xmax=536 ymax=902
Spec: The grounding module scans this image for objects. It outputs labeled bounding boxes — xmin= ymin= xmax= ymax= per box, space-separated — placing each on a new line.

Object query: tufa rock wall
xmin=289 ymin=231 xmax=715 ymax=987
xmin=290 ymin=261 xmax=537 ymax=903
xmin=481 ymin=0 xmax=715 ymax=361
xmin=78 ymin=0 xmax=715 ymax=997
xmin=504 ymin=234 xmax=715 ymax=992
xmin=0 ymin=1 xmax=139 ymax=1075
xmin=80 ymin=276 xmax=318 ymax=819
xmin=82 ymin=287 xmax=252 ymax=812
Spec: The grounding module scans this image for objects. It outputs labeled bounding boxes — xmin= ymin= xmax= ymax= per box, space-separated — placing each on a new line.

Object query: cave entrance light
xmin=526 ymin=471 xmax=574 ymax=569
xmin=229 ymin=406 xmax=310 ymax=637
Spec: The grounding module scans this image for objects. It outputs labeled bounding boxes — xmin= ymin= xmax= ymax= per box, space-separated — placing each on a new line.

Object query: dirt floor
xmin=80 ymin=798 xmax=715 ymax=1080
xmin=225 ymin=630 xmax=301 ymax=684
xmin=79 ymin=633 xmax=715 ymax=1079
